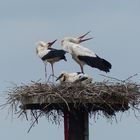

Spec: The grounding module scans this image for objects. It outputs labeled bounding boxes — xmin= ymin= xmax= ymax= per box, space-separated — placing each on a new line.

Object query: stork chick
xmin=56 ymin=71 xmax=93 ymax=84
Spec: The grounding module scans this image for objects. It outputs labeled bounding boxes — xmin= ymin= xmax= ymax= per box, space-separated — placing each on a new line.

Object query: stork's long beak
xmin=79 ymin=37 xmax=93 ymax=43
xmin=56 ymin=74 xmax=63 ymax=81
xmin=48 ymin=39 xmax=57 ymax=47
xmin=78 ymin=31 xmax=91 ymax=39
xmin=78 ymin=31 xmax=93 ymax=43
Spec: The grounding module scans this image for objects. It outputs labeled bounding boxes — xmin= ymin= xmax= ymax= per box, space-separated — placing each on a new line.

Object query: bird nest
xmin=1 ymin=75 xmax=140 ymax=131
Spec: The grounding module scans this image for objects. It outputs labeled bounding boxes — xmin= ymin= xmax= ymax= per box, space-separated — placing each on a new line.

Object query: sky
xmin=0 ymin=0 xmax=140 ymax=140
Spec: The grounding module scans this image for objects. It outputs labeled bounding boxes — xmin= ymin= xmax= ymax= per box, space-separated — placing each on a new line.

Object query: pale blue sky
xmin=0 ymin=0 xmax=140 ymax=140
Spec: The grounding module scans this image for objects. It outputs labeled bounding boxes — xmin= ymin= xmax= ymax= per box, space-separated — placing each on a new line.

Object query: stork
xmin=36 ymin=40 xmax=67 ymax=81
xmin=56 ymin=71 xmax=93 ymax=84
xmin=61 ymin=31 xmax=112 ymax=73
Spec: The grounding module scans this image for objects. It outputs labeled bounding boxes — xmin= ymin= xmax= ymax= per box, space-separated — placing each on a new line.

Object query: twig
xmin=99 ymin=74 xmax=124 ymax=83
xmin=123 ymin=74 xmax=138 ymax=82
xmin=55 ymin=92 xmax=70 ymax=111
xmin=27 ymin=112 xmax=42 ymax=133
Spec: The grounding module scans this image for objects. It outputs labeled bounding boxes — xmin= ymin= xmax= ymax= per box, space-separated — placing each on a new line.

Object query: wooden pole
xmin=64 ymin=110 xmax=89 ymax=140
xmin=64 ymin=111 xmax=69 ymax=140
xmin=84 ymin=112 xmax=89 ymax=140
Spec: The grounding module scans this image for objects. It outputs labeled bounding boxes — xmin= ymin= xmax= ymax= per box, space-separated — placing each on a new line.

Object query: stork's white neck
xmin=61 ymin=41 xmax=73 ymax=53
xmin=36 ymin=45 xmax=50 ymax=59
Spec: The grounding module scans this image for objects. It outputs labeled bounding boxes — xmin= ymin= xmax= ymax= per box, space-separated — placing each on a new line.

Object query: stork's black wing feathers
xmin=42 ymin=49 xmax=67 ymax=61
xmin=78 ymin=55 xmax=112 ymax=72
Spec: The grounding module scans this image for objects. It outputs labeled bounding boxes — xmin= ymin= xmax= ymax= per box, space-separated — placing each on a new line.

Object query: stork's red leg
xmin=51 ymin=63 xmax=55 ymax=82
xmin=44 ymin=63 xmax=47 ymax=82
xmin=80 ymin=64 xmax=84 ymax=73
xmin=50 ymin=63 xmax=54 ymax=76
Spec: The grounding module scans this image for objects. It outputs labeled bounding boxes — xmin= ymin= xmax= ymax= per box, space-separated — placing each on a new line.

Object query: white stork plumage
xmin=61 ymin=31 xmax=112 ymax=73
xmin=56 ymin=71 xmax=93 ymax=84
xmin=36 ymin=40 xmax=67 ymax=80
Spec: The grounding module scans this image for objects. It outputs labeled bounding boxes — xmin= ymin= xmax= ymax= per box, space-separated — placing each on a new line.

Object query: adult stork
xmin=36 ymin=40 xmax=67 ymax=80
xmin=56 ymin=71 xmax=92 ymax=84
xmin=61 ymin=31 xmax=112 ymax=73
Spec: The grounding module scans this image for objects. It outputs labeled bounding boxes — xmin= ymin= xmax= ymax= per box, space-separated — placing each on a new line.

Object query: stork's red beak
xmin=79 ymin=37 xmax=93 ymax=43
xmin=48 ymin=39 xmax=57 ymax=47
xmin=78 ymin=31 xmax=93 ymax=43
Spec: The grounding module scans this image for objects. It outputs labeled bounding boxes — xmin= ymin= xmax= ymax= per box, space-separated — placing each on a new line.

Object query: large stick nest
xmin=4 ymin=76 xmax=140 ymax=114
xmin=2 ymin=75 xmax=140 ymax=131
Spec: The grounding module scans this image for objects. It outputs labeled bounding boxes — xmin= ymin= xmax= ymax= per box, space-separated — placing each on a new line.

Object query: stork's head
xmin=56 ymin=71 xmax=68 ymax=83
xmin=36 ymin=41 xmax=47 ymax=54
xmin=62 ymin=31 xmax=93 ymax=45
xmin=36 ymin=40 xmax=57 ymax=54
xmin=37 ymin=41 xmax=47 ymax=47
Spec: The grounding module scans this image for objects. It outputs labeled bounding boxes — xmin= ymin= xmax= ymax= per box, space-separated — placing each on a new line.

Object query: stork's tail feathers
xmin=60 ymin=50 xmax=67 ymax=61
xmin=98 ymin=57 xmax=112 ymax=72
xmin=64 ymin=57 xmax=67 ymax=61
xmin=78 ymin=55 xmax=112 ymax=72
xmin=62 ymin=52 xmax=67 ymax=61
